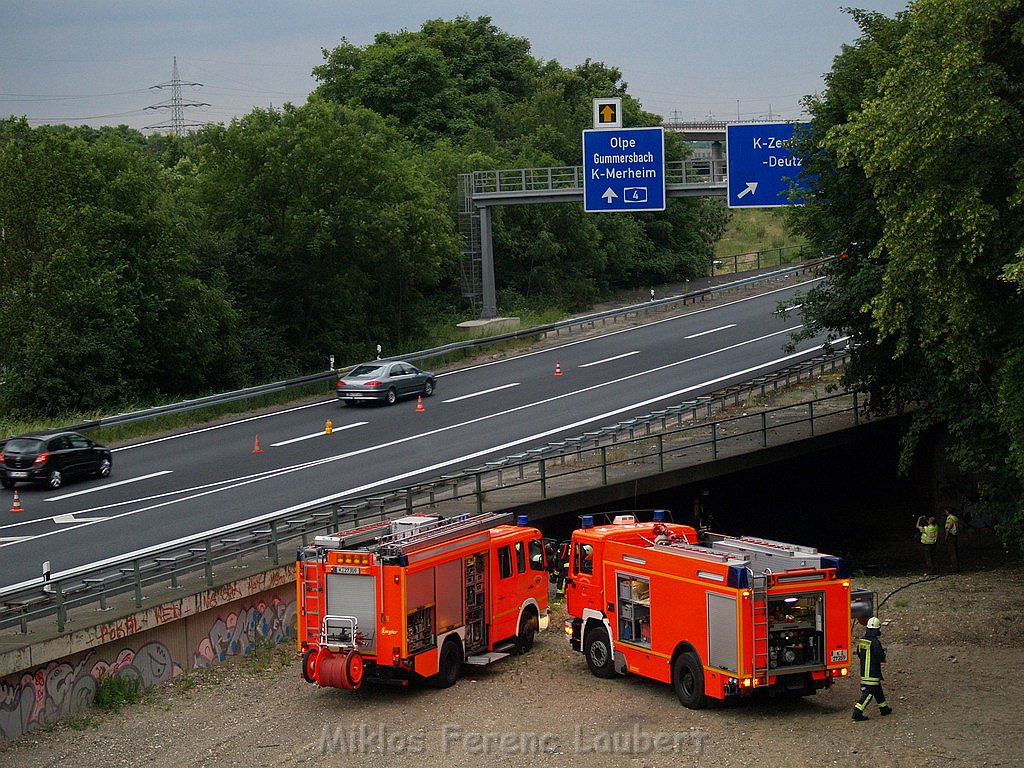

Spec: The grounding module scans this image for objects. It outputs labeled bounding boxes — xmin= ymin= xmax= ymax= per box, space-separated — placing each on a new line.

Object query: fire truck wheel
xmin=429 ymin=638 xmax=463 ymax=688
xmin=673 ymin=652 xmax=708 ymax=709
xmin=301 ymin=648 xmax=318 ymax=684
xmin=515 ymin=612 xmax=537 ymax=654
xmin=583 ymin=628 xmax=617 ymax=679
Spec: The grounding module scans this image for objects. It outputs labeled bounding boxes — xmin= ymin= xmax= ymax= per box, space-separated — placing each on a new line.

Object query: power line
xmin=144 ymin=57 xmax=210 ymax=136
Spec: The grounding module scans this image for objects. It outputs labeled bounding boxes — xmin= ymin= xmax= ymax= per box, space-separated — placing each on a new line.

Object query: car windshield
xmin=348 ymin=364 xmax=386 ymax=377
xmin=4 ymin=438 xmax=45 ymax=454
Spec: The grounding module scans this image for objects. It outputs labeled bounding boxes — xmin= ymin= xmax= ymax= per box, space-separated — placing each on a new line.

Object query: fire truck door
xmin=707 ymin=592 xmax=738 ymax=673
xmin=567 ymin=541 xmax=597 ymax=610
xmin=325 ymin=573 xmax=377 ymax=651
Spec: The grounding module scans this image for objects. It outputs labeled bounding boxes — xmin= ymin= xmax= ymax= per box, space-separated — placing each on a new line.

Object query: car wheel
xmin=423 ymin=379 xmax=435 ymax=397
xmin=47 ymin=470 xmax=63 ymax=490
xmin=0 ymin=478 xmax=14 ymax=490
xmin=429 ymin=638 xmax=463 ymax=688
xmin=385 ymin=388 xmax=397 ymax=405
xmin=97 ymin=457 xmax=112 ymax=478
xmin=583 ymin=627 xmax=617 ymax=679
xmin=673 ymin=651 xmax=708 ymax=709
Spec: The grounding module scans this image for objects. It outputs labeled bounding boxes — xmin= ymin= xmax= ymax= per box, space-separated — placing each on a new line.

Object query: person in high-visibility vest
xmin=852 ymin=616 xmax=892 ymax=721
xmin=916 ymin=515 xmax=939 ymax=574
xmin=944 ymin=508 xmax=961 ymax=573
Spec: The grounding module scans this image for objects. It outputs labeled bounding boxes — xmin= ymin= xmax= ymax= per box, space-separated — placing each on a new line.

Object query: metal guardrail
xmin=468 ymin=158 xmax=728 ymax=195
xmin=54 ymin=257 xmax=827 ymax=436
xmin=0 ymin=349 xmax=855 ymax=633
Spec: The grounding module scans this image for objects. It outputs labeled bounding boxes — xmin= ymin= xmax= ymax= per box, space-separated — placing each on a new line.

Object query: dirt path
xmin=3 ymin=560 xmax=1021 ymax=768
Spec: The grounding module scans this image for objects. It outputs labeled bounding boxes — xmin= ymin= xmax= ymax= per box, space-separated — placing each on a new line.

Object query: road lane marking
xmin=443 ymin=383 xmax=520 ymax=403
xmin=578 ymin=351 xmax=640 ymax=368
xmin=684 ymin=324 xmax=735 ymax=339
xmin=0 ymin=537 xmax=30 ymax=543
xmin=103 ymin=279 xmax=820 ymax=455
xmin=114 ymin=399 xmax=335 ymax=451
xmin=45 ymin=471 xmax=174 ymax=501
xmin=0 ymin=331 xmax=848 ymax=573
xmin=447 ymin=278 xmax=824 ymax=375
xmin=271 ymin=421 xmax=367 ymax=447
xmin=53 ymin=513 xmax=107 ymax=524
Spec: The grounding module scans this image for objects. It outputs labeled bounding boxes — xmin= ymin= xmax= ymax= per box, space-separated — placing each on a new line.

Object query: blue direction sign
xmin=583 ymin=127 xmax=665 ymax=212
xmin=726 ymin=122 xmax=810 ymax=208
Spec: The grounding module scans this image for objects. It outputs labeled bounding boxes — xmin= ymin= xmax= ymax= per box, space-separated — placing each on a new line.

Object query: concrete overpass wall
xmin=0 ymin=566 xmax=296 ymax=741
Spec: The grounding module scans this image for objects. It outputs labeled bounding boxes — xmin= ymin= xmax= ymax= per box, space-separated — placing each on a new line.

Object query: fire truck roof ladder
xmin=375 ymin=512 xmax=513 ymax=559
xmin=705 ymin=534 xmax=826 ymax=574
xmin=652 ymin=539 xmax=747 ymax=567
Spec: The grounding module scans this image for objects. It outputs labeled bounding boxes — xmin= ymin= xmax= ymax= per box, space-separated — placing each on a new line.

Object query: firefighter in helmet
xmin=853 ymin=616 xmax=892 ymax=720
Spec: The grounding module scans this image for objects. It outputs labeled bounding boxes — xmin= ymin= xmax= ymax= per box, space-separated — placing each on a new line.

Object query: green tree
xmin=789 ymin=1 xmax=1024 ymax=551
xmin=0 ymin=118 xmax=242 ymax=417
xmin=191 ymin=101 xmax=461 ymax=369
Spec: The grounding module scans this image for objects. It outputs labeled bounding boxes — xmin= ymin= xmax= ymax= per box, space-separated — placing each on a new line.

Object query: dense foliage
xmin=787 ymin=0 xmax=1024 ymax=551
xmin=0 ymin=16 xmax=727 ymax=420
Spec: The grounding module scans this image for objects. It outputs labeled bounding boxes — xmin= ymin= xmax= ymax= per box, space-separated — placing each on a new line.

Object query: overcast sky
xmin=2 ymin=1 xmax=909 ymax=133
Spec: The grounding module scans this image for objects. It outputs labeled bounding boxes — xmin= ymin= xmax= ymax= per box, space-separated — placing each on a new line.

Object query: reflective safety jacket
xmin=857 ymin=628 xmax=886 ymax=684
xmin=920 ymin=524 xmax=938 ymax=545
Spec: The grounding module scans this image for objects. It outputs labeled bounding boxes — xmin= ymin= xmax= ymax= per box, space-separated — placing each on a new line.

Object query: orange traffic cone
xmin=554 ymin=361 xmax=563 ymax=376
xmin=251 ymin=435 xmax=264 ymax=454
xmin=416 ymin=395 xmax=425 ymax=413
xmin=9 ymin=489 xmax=24 ymax=514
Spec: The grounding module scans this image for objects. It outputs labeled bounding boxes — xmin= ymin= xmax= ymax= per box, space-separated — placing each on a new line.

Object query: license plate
xmin=334 ymin=566 xmax=361 ymax=574
xmin=10 ymin=471 xmax=28 ymax=478
xmin=830 ymin=649 xmax=848 ymax=663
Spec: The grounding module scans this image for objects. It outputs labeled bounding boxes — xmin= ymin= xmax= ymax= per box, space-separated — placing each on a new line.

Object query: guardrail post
xmin=539 ymin=459 xmax=547 ymax=498
xmin=809 ymin=402 xmax=815 ymax=437
xmin=601 ymin=446 xmax=608 ymax=485
xmin=475 ymin=473 xmax=483 ymax=514
xmin=269 ymin=521 xmax=280 ymax=565
xmin=405 ymin=488 xmax=414 ymax=514
xmin=712 ymin=423 xmax=718 ymax=459
xmin=657 ymin=434 xmax=664 ymax=472
xmin=761 ymin=412 xmax=768 ymax=447
xmin=132 ymin=559 xmax=143 ymax=608
xmin=203 ymin=540 xmax=214 ymax=587
xmin=55 ymin=581 xmax=66 ymax=633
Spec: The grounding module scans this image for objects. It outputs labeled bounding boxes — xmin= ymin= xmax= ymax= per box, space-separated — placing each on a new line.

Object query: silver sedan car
xmin=335 ymin=361 xmax=436 ymax=406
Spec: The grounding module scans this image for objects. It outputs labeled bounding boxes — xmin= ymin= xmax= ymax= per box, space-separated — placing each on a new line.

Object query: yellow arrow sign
xmin=599 ymin=104 xmax=617 ymax=124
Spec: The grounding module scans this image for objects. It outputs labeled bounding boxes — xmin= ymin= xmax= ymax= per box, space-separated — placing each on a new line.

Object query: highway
xmin=0 ymin=279 xmax=827 ymax=588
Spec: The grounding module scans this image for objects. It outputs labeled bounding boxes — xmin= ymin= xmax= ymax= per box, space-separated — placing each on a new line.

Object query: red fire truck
xmin=564 ymin=511 xmax=861 ymax=708
xmin=296 ymin=511 xmax=549 ymax=690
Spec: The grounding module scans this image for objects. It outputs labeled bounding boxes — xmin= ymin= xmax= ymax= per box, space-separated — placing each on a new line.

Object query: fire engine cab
xmin=564 ymin=511 xmax=856 ymax=708
xmin=296 ymin=511 xmax=549 ymax=691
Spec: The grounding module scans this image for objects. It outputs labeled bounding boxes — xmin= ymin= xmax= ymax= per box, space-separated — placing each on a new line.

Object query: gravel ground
xmin=4 ymin=557 xmax=1021 ymax=768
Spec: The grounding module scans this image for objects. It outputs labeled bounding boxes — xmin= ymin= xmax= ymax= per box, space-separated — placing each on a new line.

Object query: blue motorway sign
xmin=725 ymin=122 xmax=810 ymax=208
xmin=583 ymin=127 xmax=665 ymax=212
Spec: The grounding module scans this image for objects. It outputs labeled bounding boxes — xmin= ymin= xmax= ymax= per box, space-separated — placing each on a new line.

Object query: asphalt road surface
xmin=0 ymin=279 xmax=833 ymax=588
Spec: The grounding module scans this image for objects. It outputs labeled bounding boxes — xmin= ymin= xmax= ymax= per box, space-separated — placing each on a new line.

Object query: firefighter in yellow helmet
xmin=853 ymin=616 xmax=892 ymax=720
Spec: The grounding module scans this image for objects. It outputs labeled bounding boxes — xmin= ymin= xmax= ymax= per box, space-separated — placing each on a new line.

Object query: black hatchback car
xmin=1 ymin=431 xmax=113 ymax=490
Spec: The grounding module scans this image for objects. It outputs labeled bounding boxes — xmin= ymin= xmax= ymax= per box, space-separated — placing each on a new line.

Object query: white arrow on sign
xmin=602 ymin=187 xmax=618 ymax=204
xmin=736 ymin=181 xmax=758 ymax=199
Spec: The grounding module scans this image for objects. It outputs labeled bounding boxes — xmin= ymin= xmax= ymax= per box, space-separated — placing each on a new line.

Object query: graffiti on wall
xmin=0 ymin=641 xmax=180 ymax=741
xmin=0 ymin=591 xmax=296 ymax=742
xmin=192 ymin=596 xmax=296 ymax=668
